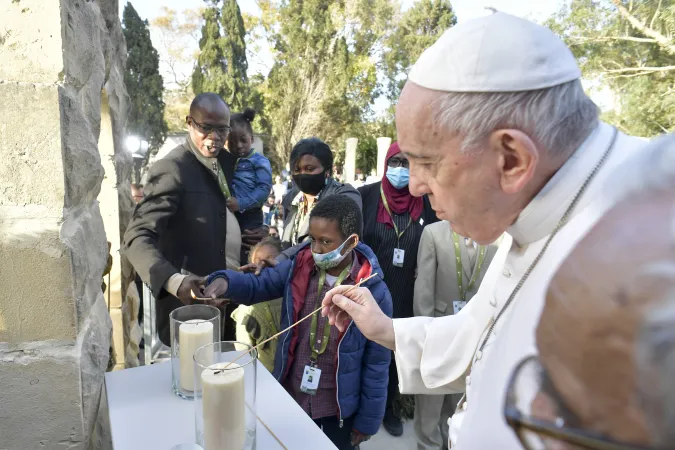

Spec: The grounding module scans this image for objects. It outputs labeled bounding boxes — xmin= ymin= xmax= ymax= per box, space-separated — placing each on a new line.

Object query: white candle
xmin=179 ymin=319 xmax=214 ymax=392
xmin=201 ymin=363 xmax=246 ymax=450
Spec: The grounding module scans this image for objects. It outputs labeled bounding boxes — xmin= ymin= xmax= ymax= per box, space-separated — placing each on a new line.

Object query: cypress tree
xmin=122 ymin=2 xmax=168 ymax=154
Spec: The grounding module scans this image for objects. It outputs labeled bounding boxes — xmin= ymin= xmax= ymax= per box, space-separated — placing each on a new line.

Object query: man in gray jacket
xmin=413 ymin=221 xmax=499 ymax=450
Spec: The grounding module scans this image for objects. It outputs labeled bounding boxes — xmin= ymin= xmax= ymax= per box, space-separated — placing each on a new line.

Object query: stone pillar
xmin=376 ymin=137 xmax=392 ymax=178
xmin=345 ymin=138 xmax=358 ymax=184
xmin=0 ymin=0 xmax=129 ymax=448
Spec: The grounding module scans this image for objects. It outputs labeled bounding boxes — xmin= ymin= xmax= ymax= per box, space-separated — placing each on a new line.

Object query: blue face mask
xmin=386 ymin=167 xmax=410 ymax=189
xmin=312 ymin=235 xmax=357 ymax=270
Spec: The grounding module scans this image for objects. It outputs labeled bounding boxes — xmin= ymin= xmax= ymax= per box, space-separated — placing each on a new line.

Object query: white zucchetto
xmin=408 ymin=12 xmax=581 ymax=93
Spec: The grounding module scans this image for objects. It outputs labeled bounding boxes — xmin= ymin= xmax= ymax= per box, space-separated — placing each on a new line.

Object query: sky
xmin=119 ymin=0 xmax=585 ymax=113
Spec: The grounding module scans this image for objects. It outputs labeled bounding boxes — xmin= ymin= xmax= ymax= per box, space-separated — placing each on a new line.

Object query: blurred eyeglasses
xmin=504 ymin=355 xmax=655 ymax=450
xmin=188 ymin=116 xmax=230 ymax=137
xmin=387 ymin=157 xmax=409 ymax=169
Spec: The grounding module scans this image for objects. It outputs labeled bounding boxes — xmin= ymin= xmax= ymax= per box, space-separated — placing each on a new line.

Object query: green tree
xmin=221 ymin=0 xmax=249 ymax=109
xmin=152 ymin=7 xmax=203 ymax=132
xmin=383 ymin=0 xmax=457 ymax=103
xmin=192 ymin=0 xmax=249 ymax=112
xmin=122 ymin=2 xmax=168 ymax=153
xmin=546 ymin=0 xmax=675 ymax=136
xmin=256 ymin=0 xmax=394 ymax=163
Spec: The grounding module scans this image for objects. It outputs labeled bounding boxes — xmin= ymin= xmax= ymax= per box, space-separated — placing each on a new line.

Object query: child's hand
xmin=203 ymin=277 xmax=229 ymax=299
xmin=227 ymin=197 xmax=240 ymax=212
xmin=239 ymin=257 xmax=277 ymax=275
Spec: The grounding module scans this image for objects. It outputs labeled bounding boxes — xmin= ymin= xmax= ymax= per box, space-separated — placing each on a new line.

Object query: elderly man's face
xmin=513 ymin=189 xmax=675 ymax=448
xmin=187 ymin=101 xmax=230 ymax=158
xmin=396 ymin=82 xmax=529 ymax=244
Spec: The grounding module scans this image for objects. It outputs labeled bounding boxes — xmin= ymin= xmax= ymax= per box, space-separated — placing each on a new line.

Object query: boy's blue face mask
xmin=312 ymin=235 xmax=358 ymax=270
xmin=386 ymin=167 xmax=410 ymax=189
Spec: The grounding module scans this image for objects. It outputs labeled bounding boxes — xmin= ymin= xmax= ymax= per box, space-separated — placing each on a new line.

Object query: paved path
xmin=362 ymin=420 xmax=417 ymax=450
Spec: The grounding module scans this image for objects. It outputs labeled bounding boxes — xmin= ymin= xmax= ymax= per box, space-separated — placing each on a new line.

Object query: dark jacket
xmin=358 ymin=181 xmax=439 ymax=318
xmin=123 ymin=139 xmax=236 ymax=344
xmin=207 ymin=242 xmax=393 ymax=436
xmin=281 ymin=178 xmax=362 ymax=246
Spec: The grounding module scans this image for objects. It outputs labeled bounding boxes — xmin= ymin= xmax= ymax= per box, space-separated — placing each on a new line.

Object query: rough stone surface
xmin=0 ymin=0 xmax=128 ymax=449
xmin=0 ymin=1 xmax=64 ymax=84
xmin=0 ymin=209 xmax=76 ymax=343
xmin=77 ymin=296 xmax=113 ymax=449
xmin=0 ymin=84 xmax=65 ymax=211
xmin=0 ymin=343 xmax=85 ymax=450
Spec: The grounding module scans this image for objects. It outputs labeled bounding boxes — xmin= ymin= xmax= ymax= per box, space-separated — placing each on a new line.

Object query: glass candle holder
xmin=170 ymin=305 xmax=221 ymax=399
xmin=193 ymin=341 xmax=258 ymax=450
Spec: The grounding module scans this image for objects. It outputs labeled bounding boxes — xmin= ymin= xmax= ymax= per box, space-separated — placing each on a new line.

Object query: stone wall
xmin=0 ymin=0 xmax=129 ymax=448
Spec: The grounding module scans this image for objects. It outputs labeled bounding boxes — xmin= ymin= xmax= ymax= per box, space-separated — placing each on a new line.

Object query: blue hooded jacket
xmin=207 ymin=242 xmax=393 ymax=435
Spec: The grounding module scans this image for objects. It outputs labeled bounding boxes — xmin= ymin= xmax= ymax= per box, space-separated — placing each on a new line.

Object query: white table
xmin=105 ymin=361 xmax=337 ymax=450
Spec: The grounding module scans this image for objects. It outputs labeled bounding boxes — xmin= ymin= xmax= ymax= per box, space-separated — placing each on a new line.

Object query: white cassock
xmin=393 ymin=122 xmax=647 ymax=448
xmin=393 ymin=12 xmax=651 ymax=448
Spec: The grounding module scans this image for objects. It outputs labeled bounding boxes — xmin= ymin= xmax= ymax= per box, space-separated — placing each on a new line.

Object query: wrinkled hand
xmin=176 ymin=275 xmax=205 ymax=305
xmin=321 ymin=286 xmax=393 ymax=348
xmin=226 ymin=197 xmax=240 ymax=212
xmin=239 ymin=257 xmax=277 ymax=276
xmin=351 ymin=430 xmax=370 ymax=447
xmin=241 ymin=226 xmax=268 ymax=249
xmin=203 ymin=277 xmax=229 ymax=300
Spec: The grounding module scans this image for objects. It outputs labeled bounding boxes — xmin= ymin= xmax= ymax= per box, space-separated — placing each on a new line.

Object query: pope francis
xmin=321 ymin=11 xmax=649 ymax=449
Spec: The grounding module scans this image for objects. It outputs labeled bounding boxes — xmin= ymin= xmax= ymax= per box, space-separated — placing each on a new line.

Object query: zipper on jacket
xmin=335 ymin=321 xmax=353 ymax=428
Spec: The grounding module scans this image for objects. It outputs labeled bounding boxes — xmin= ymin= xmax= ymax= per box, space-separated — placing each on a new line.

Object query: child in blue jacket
xmin=226 ymin=108 xmax=273 ymax=234
xmin=205 ymin=195 xmax=393 ymax=449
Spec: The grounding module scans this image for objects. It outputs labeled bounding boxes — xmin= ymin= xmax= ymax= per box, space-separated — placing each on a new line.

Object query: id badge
xmin=300 ymin=365 xmax=322 ymax=396
xmin=453 ymin=300 xmax=467 ymax=314
xmin=393 ymin=248 xmax=405 ymax=267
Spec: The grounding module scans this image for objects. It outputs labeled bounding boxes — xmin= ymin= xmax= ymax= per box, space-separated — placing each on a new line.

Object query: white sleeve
xmin=394 ymin=234 xmax=512 ymax=396
xmin=164 ymin=273 xmax=187 ymax=297
xmin=393 ymin=309 xmax=488 ymax=395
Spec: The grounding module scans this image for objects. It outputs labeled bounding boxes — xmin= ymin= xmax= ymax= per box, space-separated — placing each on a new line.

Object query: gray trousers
xmin=414 ymin=393 xmax=463 ymax=450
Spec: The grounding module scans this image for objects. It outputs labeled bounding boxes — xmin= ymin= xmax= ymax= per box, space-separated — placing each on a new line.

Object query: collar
xmin=291 ymin=186 xmax=326 ymax=207
xmin=507 ymin=122 xmax=615 ymax=246
xmin=236 ymin=149 xmax=255 ymax=164
xmin=186 ymin=137 xmax=218 ymax=178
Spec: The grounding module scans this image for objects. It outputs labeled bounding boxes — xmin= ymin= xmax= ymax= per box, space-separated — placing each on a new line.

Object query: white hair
xmin=432 ymin=79 xmax=599 ymax=157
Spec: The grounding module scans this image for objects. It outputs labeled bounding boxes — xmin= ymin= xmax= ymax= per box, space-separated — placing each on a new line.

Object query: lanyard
xmin=380 ymin=185 xmax=413 ymax=241
xmin=452 ymin=232 xmax=486 ymax=302
xmin=213 ymin=160 xmax=232 ymax=199
xmin=309 ymin=264 xmax=351 ymax=361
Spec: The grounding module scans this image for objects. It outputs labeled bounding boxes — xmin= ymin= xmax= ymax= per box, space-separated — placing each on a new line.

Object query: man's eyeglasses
xmin=504 ymin=355 xmax=655 ymax=450
xmin=387 ymin=157 xmax=409 ymax=169
xmin=188 ymin=116 xmax=230 ymax=137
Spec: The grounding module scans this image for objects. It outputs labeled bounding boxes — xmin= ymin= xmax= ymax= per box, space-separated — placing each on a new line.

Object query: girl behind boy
xmin=230 ymin=237 xmax=283 ymax=372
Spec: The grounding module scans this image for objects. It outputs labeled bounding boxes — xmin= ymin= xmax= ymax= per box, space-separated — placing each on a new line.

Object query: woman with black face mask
xmin=280 ymin=138 xmax=362 ymax=249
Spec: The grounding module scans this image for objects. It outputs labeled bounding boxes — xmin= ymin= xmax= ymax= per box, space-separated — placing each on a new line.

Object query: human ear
xmin=490 ymin=129 xmax=539 ymax=195
xmin=347 ymin=234 xmax=360 ymax=251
